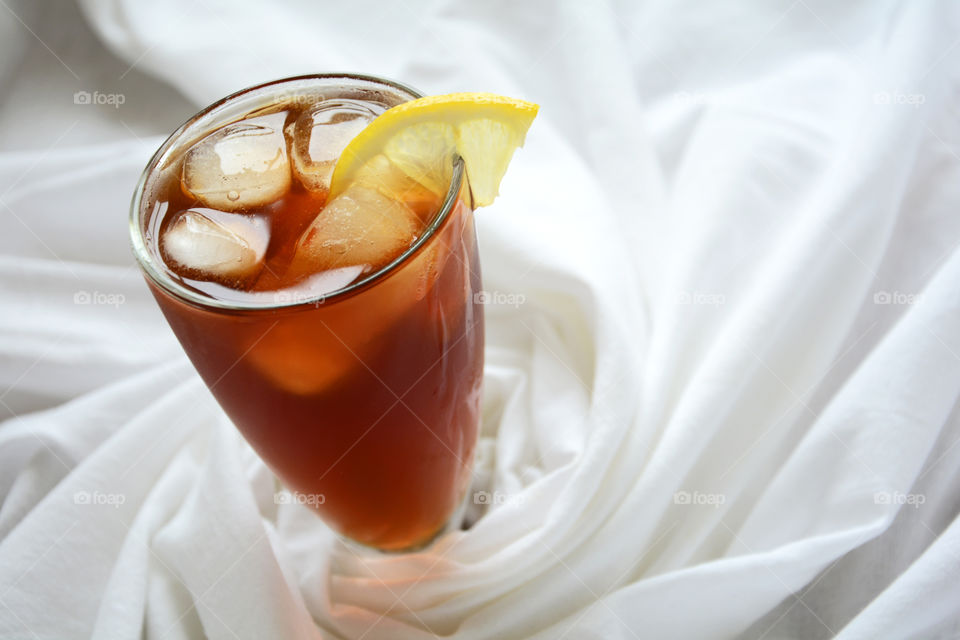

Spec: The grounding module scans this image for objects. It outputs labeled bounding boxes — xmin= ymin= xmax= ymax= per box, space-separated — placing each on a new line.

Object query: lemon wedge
xmin=330 ymin=92 xmax=538 ymax=207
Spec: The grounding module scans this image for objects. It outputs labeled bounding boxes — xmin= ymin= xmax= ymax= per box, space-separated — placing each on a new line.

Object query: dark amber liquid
xmin=143 ymin=101 xmax=483 ymax=551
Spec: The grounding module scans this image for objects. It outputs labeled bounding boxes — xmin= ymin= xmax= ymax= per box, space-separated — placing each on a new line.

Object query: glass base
xmin=337 ymin=488 xmax=471 ymax=555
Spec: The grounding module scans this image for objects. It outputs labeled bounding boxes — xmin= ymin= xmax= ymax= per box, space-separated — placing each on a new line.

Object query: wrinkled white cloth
xmin=2 ymin=0 xmax=960 ymax=638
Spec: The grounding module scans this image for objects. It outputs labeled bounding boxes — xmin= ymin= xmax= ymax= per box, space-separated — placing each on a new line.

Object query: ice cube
xmin=182 ymin=113 xmax=291 ymax=211
xmin=161 ymin=208 xmax=270 ymax=285
xmin=247 ymin=318 xmax=361 ymax=395
xmin=288 ymin=100 xmax=378 ymax=196
xmin=288 ymin=184 xmax=420 ymax=278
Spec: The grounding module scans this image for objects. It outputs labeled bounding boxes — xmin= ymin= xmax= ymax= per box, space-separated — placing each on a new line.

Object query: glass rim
xmin=129 ymin=72 xmax=465 ymax=312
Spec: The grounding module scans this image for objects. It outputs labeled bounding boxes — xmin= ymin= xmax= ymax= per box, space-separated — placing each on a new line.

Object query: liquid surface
xmin=146 ymin=98 xmax=443 ymax=304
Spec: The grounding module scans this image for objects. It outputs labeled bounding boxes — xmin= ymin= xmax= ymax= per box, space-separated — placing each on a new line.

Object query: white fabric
xmin=1 ymin=0 xmax=959 ymax=638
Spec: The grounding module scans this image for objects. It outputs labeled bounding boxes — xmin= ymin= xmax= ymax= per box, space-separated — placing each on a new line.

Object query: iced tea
xmin=131 ymin=75 xmax=483 ymax=551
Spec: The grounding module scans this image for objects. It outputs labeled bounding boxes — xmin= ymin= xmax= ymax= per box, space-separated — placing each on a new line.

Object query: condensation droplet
xmin=227 ymin=190 xmax=240 ymax=202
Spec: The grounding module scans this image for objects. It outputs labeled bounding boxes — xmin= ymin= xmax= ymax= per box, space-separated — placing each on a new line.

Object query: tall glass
xmin=130 ymin=75 xmax=484 ymax=552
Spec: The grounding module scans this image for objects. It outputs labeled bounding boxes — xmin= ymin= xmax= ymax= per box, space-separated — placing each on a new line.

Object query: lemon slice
xmin=330 ymin=92 xmax=538 ymax=207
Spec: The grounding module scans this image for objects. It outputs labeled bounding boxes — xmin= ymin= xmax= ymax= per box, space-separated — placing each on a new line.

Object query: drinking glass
xmin=130 ymin=74 xmax=484 ymax=552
